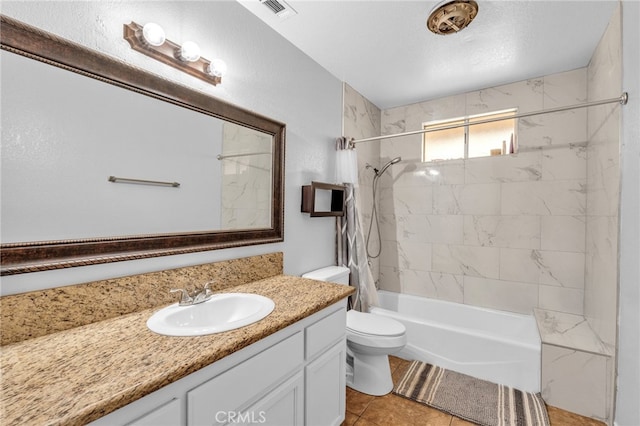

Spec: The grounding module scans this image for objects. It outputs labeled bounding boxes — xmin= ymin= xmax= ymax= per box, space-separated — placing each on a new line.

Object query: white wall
xmin=616 ymin=1 xmax=640 ymax=424
xmin=0 ymin=1 xmax=343 ymax=295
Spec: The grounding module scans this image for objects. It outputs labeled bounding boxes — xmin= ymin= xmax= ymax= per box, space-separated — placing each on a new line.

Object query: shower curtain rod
xmin=351 ymin=92 xmax=628 ymax=144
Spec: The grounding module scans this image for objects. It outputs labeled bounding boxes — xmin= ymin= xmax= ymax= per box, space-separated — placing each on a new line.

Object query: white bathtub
xmin=371 ymin=290 xmax=541 ymax=393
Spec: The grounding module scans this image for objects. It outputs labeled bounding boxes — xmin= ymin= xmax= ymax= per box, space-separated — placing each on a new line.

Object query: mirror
xmin=0 ymin=15 xmax=285 ymax=275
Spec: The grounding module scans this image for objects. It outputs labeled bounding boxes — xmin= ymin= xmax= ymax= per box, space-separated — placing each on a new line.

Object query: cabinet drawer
xmin=305 ymin=308 xmax=346 ymax=360
xmin=187 ymin=331 xmax=303 ymax=425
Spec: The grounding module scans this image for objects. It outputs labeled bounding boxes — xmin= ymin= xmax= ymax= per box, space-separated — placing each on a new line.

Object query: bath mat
xmin=393 ymin=360 xmax=550 ymax=426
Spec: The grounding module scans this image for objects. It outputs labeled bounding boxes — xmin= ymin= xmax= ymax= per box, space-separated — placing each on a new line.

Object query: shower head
xmin=376 ymin=157 xmax=402 ymax=176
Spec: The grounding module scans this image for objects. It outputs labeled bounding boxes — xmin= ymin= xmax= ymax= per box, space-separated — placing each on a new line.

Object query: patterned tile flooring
xmin=342 ymin=356 xmax=606 ymax=426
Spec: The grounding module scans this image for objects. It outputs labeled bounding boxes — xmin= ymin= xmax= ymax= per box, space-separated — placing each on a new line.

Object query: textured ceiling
xmin=238 ymin=0 xmax=618 ymax=109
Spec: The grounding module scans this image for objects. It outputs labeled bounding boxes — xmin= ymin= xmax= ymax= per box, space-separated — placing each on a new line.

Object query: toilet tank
xmin=302 ymin=266 xmax=350 ymax=285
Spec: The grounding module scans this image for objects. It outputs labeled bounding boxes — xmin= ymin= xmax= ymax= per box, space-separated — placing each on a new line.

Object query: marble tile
xmin=542 ymin=70 xmax=588 ymax=144
xmin=463 ymin=215 xmax=540 ymax=249
xmin=380 ymin=134 xmax=422 ymax=163
xmin=499 ymin=249 xmax=542 ymax=284
xmin=381 ymin=106 xmax=407 ymax=135
xmin=586 ymin=141 xmax=620 ymax=217
xmin=538 ymin=285 xmax=584 ymax=315
xmin=499 ymin=249 xmax=585 ymax=289
xmin=537 ymin=250 xmax=585 ymax=289
xmin=344 ymin=83 xmax=381 ymax=142
xmin=541 ymin=144 xmax=587 ymax=181
xmin=394 ymin=240 xmax=432 ymax=271
xmin=433 ymin=183 xmax=501 ymax=215
xmin=401 ymin=270 xmax=464 ymax=303
xmin=395 ymin=215 xmax=428 ymax=243
xmin=379 ymin=213 xmax=400 ymax=242
xmin=382 ymin=185 xmax=432 ymax=216
xmin=394 ymin=161 xmax=462 ymax=188
xmin=533 ymin=309 xmax=611 ymax=355
xmin=541 ymin=215 xmax=586 ymax=252
xmin=466 ymin=78 xmax=544 ymax=116
xmin=541 ymin=344 xmax=611 ymax=421
xmin=463 ymin=276 xmax=538 ymax=314
xmin=582 ymin=4 xmax=621 ymax=393
xmin=519 ymin=69 xmax=588 ymax=149
xmin=501 ymin=180 xmax=586 ymax=216
xmin=424 ymin=215 xmax=465 ymax=244
xmin=379 ymin=266 xmax=401 ymax=292
xmin=379 ymin=240 xmax=401 ymax=269
xmin=411 ymin=160 xmax=466 ymax=185
xmin=465 ymin=151 xmax=542 ymax=184
xmin=403 ymin=93 xmax=467 ymax=129
xmin=432 ymin=244 xmax=500 ymax=279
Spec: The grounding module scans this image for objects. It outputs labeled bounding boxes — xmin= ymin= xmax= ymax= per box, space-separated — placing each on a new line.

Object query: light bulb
xmin=179 ymin=41 xmax=201 ymax=62
xmin=207 ymin=59 xmax=227 ymax=77
xmin=141 ymin=23 xmax=165 ymax=47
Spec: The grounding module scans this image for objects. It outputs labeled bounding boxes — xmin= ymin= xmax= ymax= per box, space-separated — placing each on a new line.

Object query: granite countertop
xmin=0 ymin=275 xmax=354 ymax=426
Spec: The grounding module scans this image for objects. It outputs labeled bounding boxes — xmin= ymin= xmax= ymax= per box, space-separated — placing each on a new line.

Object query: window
xmin=422 ymin=109 xmax=517 ymax=162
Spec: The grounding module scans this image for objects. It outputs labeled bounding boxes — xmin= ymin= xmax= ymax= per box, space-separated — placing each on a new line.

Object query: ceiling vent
xmin=427 ymin=0 xmax=478 ymax=35
xmin=260 ymin=0 xmax=298 ymax=20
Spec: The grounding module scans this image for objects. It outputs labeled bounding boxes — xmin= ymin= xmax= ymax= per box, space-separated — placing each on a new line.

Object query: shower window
xmin=422 ymin=109 xmax=517 ymax=162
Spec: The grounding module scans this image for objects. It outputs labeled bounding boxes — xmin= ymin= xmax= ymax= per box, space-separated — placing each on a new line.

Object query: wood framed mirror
xmin=0 ymin=15 xmax=285 ymax=275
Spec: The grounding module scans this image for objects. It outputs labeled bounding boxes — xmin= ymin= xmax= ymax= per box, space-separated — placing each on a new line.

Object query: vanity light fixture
xmin=178 ymin=40 xmax=201 ymax=62
xmin=124 ymin=21 xmax=226 ymax=86
xmin=141 ymin=22 xmax=165 ymax=47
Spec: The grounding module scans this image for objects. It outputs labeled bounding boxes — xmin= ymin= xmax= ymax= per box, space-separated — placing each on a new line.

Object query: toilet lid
xmin=346 ymin=310 xmax=405 ymax=337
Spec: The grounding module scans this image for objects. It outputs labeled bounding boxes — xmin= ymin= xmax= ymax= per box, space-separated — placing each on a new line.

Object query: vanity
xmin=0 ymin=254 xmax=354 ymax=425
xmin=0 ymin=16 xmax=353 ymax=425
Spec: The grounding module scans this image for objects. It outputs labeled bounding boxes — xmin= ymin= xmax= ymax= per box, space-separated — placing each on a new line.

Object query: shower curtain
xmin=335 ymin=137 xmax=379 ymax=312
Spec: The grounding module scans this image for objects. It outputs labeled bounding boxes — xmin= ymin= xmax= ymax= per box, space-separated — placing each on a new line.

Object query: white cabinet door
xmin=305 ymin=341 xmax=346 ymax=426
xmin=126 ymin=398 xmax=182 ymax=426
xmin=239 ymin=371 xmax=304 ymax=426
xmin=188 ymin=332 xmax=303 ymax=426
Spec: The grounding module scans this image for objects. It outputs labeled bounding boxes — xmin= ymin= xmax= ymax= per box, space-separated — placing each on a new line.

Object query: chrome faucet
xmin=170 ymin=281 xmax=214 ymax=306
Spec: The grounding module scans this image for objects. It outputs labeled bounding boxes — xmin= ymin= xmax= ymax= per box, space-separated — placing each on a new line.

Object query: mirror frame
xmin=0 ymin=15 xmax=285 ymax=276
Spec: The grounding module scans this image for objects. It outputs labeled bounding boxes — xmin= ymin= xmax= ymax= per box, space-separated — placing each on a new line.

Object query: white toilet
xmin=302 ymin=266 xmax=407 ymax=396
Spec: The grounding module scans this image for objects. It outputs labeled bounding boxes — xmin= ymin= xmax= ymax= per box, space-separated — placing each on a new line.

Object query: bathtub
xmin=371 ymin=290 xmax=541 ymax=393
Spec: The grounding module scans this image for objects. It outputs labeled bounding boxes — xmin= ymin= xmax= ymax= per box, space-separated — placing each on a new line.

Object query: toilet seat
xmin=346 ymin=310 xmax=405 ymax=336
xmin=346 ymin=310 xmax=406 ymax=349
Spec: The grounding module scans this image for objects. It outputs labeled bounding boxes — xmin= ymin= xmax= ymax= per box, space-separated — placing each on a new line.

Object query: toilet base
xmin=346 ymin=351 xmax=393 ymax=396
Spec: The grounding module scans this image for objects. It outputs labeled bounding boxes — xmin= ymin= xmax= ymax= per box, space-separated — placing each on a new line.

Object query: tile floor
xmin=342 ymin=356 xmax=606 ymax=426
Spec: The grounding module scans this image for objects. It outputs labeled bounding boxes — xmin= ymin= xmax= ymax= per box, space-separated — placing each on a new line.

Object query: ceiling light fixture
xmin=427 ymin=0 xmax=479 ymax=35
xmin=124 ymin=21 xmax=226 ymax=86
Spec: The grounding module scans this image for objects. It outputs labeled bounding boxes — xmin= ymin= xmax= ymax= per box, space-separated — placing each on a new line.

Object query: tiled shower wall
xmin=585 ymin=6 xmax=621 ymax=350
xmin=342 ymin=83 xmax=382 ymax=281
xmin=343 ymin=28 xmax=620 ymax=323
xmin=375 ymin=68 xmax=590 ymax=316
xmin=343 ymin=8 xmax=621 ymax=422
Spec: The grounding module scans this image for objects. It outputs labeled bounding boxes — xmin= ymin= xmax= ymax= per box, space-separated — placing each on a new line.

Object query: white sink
xmin=147 ymin=293 xmax=275 ymax=336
